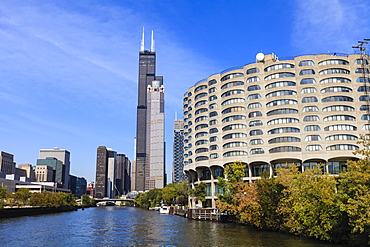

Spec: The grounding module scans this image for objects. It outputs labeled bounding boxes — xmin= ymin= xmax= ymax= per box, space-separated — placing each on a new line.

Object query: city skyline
xmin=0 ymin=0 xmax=369 ymax=182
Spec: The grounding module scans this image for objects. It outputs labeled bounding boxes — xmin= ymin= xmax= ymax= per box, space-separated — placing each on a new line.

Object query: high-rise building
xmin=172 ymin=119 xmax=186 ymax=183
xmin=183 ymin=52 xmax=370 ymax=208
xmin=134 ymin=28 xmax=165 ymax=191
xmin=39 ymin=148 xmax=70 ymax=189
xmin=95 ymin=146 xmax=108 ymax=198
xmin=106 ymin=148 xmax=117 ymax=198
xmin=0 ymin=151 xmax=16 ymax=174
xmin=36 ymin=157 xmax=64 ymax=184
xmin=116 ymin=153 xmax=131 ymax=195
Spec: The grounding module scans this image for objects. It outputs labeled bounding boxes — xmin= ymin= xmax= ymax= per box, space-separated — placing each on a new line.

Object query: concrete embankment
xmin=0 ymin=206 xmax=77 ymax=218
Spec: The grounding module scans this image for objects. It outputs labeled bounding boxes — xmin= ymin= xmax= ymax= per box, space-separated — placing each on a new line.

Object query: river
xmin=0 ymin=206 xmax=346 ymax=246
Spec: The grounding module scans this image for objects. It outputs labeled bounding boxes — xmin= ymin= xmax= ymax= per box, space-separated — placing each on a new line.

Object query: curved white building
xmin=183 ymin=53 xmax=370 ymax=208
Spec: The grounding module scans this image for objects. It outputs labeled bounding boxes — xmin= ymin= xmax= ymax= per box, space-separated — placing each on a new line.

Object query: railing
xmin=188 ymin=208 xmax=221 ymax=221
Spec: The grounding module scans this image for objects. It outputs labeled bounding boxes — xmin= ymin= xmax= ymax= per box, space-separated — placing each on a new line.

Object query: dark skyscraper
xmin=134 ymin=28 xmax=164 ymax=192
xmin=172 ymin=119 xmax=186 ymax=183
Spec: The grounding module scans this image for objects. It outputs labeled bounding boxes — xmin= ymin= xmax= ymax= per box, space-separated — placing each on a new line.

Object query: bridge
xmin=94 ymin=198 xmax=134 ymax=202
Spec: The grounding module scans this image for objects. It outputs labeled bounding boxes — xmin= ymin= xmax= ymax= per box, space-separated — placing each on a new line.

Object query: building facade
xmin=183 ymin=53 xmax=370 ymax=208
xmin=35 ymin=165 xmax=53 ymax=182
xmin=39 ymin=148 xmax=70 ymax=189
xmin=95 ymin=146 xmax=108 ymax=198
xmin=36 ymin=157 xmax=64 ymax=184
xmin=116 ymin=153 xmax=131 ymax=195
xmin=134 ymin=29 xmax=165 ymax=191
xmin=0 ymin=151 xmax=16 ymax=174
xmin=172 ymin=119 xmax=186 ymax=183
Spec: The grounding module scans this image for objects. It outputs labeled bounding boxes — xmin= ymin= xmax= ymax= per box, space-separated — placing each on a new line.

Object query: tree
xmin=189 ymin=182 xmax=207 ymax=206
xmin=0 ymin=185 xmax=9 ymax=209
xmin=13 ymin=188 xmax=31 ymax=206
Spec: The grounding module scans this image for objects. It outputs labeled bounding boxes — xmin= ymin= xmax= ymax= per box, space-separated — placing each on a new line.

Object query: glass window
xmin=318 ymin=59 xmax=349 ymax=66
xmin=246 ymin=76 xmax=260 ymax=83
xmin=195 ymin=92 xmax=207 ymax=100
xmin=223 ymin=142 xmax=247 ymax=148
xmin=209 ymin=145 xmax=219 ymax=150
xmin=269 ymin=146 xmax=301 ymax=153
xmin=303 ymin=115 xmax=320 ymax=122
xmin=267 ymin=108 xmax=298 ymax=116
xmin=325 ymin=134 xmax=357 ymax=141
xmin=248 ymin=85 xmax=261 ymax=91
xmin=299 ymin=60 xmax=315 ymax=66
xmin=359 ymin=95 xmax=370 ymax=101
xmin=210 ymin=153 xmax=219 ymax=159
xmin=208 ymin=79 xmax=217 ymax=86
xmin=209 ymin=128 xmax=218 ymax=134
xmin=248 ymin=111 xmax=262 ymax=118
xmin=222 ymin=98 xmax=245 ymax=106
xmin=249 ymin=120 xmax=263 ymax=127
xmin=209 ymin=103 xmax=218 ymax=109
xmin=222 ymin=115 xmax=246 ymax=123
xmin=209 ymin=136 xmax=219 ymax=142
xmin=195 ymin=148 xmax=209 ymax=153
xmin=247 ymin=93 xmax=262 ymax=100
xmin=222 ymin=106 xmax=245 ymax=114
xmin=304 ymin=125 xmax=321 ymax=131
xmin=209 ymin=111 xmax=218 ymax=117
xmin=221 ymin=89 xmax=244 ymax=98
xmin=251 ymin=164 xmax=270 ymax=177
xmin=302 ymin=97 xmax=318 ymax=103
xmin=360 ymin=105 xmax=370 ymax=111
xmin=195 ymin=108 xmax=208 ymax=115
xmin=195 ymin=139 xmax=208 ymax=145
xmin=209 ymin=87 xmax=217 ymax=93
xmin=361 ymin=114 xmax=370 ymax=120
xmin=324 ymin=115 xmax=355 ymax=121
xmin=326 ymin=145 xmax=359 ymax=151
xmin=264 ymin=72 xmax=295 ymax=80
xmin=300 ymin=78 xmax=316 ymax=84
xmin=305 ymin=145 xmax=323 ymax=151
xmin=250 ymin=148 xmax=265 ymax=155
xmin=195 ymin=116 xmax=208 ymax=123
xmin=357 ymin=86 xmax=370 ymax=92
xmin=195 ymin=132 xmax=208 ymax=138
xmin=195 ymin=124 xmax=208 ymax=130
xmin=246 ymin=68 xmax=260 ymax=74
xmin=299 ymin=69 xmax=315 ymax=75
xmin=320 ymin=77 xmax=351 ymax=84
xmin=266 ymin=90 xmax=296 ymax=98
xmin=195 ymin=85 xmax=207 ymax=93
xmin=267 ymin=118 xmax=299 ymax=125
xmin=265 ymin=81 xmax=296 ymax=89
xmin=324 ymin=125 xmax=357 ymax=131
xmin=321 ymin=86 xmax=352 ymax=93
xmin=301 ymin=87 xmax=317 ymax=94
xmin=322 ymin=96 xmax=353 ymax=102
xmin=209 ymin=95 xmax=217 ymax=101
xmin=268 ymin=137 xmax=300 ymax=144
xmin=354 ymin=59 xmax=369 ymax=65
xmin=195 ymin=100 xmax=208 ymax=108
xmin=305 ymin=135 xmax=322 ymax=141
xmin=356 ymin=68 xmax=370 ymax=74
xmin=323 ymin=105 xmax=354 ymax=112
xmin=249 ymin=139 xmax=264 ymax=145
xmin=328 ymin=161 xmax=347 ymax=174
xmin=195 ymin=156 xmax=209 ymax=162
xmin=268 ymin=127 xmax=300 ymax=134
xmin=209 ymin=119 xmax=218 ymax=125
xmin=266 ymin=99 xmax=297 ymax=107
xmin=249 ymin=129 xmax=263 ymax=136
xmin=223 ymin=151 xmax=248 ymax=157
xmin=356 ymin=77 xmax=370 ymax=83
xmin=319 ymin=68 xmax=350 ymax=75
xmin=222 ymin=124 xmax=246 ymax=131
xmin=248 ymin=102 xmax=262 ymax=109
xmin=264 ymin=63 xmax=294 ymax=72
xmin=221 ymin=73 xmax=244 ymax=82
xmin=223 ymin=133 xmax=247 ymax=139
xmin=221 ymin=81 xmax=244 ymax=89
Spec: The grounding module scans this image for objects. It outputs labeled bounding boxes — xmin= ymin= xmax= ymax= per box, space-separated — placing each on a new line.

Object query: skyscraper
xmin=134 ymin=28 xmax=165 ymax=191
xmin=172 ymin=119 xmax=186 ymax=183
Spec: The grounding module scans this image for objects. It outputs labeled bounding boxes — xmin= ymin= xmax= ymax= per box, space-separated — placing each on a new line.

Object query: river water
xmin=0 ymin=206 xmax=345 ymax=246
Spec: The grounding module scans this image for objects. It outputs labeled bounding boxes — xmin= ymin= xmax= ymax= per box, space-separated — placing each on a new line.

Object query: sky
xmin=0 ymin=0 xmax=369 ymax=183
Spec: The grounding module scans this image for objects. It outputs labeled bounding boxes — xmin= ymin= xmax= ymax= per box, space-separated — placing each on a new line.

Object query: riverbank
xmin=0 ymin=205 xmax=78 ymax=218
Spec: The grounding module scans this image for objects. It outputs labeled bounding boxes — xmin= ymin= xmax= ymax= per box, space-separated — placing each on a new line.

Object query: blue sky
xmin=0 ymin=0 xmax=369 ymax=183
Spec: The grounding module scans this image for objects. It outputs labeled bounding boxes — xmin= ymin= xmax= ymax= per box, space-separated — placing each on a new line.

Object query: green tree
xmin=189 ymin=182 xmax=207 ymax=205
xmin=0 ymin=185 xmax=9 ymax=209
xmin=13 ymin=188 xmax=31 ymax=206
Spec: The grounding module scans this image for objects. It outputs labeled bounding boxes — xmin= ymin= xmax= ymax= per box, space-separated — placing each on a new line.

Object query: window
xmin=209 ymin=111 xmax=218 ymax=118
xmin=221 ymin=81 xmax=244 ymax=89
xmin=361 ymin=114 xmax=370 ymax=120
xmin=264 ymin=63 xmax=294 ymax=72
xmin=249 ymin=120 xmax=263 ymax=127
xmin=248 ymin=85 xmax=261 ymax=91
xmin=268 ymin=137 xmax=300 ymax=144
xmin=195 ymin=139 xmax=208 ymax=145
xmin=210 ymin=153 xmax=219 ymax=159
xmin=356 ymin=77 xmax=370 ymax=83
xmin=321 ymin=86 xmax=352 ymax=93
xmin=323 ymin=105 xmax=354 ymax=112
xmin=195 ymin=92 xmax=207 ymax=100
xmin=266 ymin=90 xmax=296 ymax=98
xmin=249 ymin=129 xmax=263 ymax=136
xmin=195 ymin=100 xmax=207 ymax=108
xmin=299 ymin=69 xmax=315 ymax=75
xmin=209 ymin=103 xmax=218 ymax=109
xmin=188 ymin=92 xmax=192 ymax=97
xmin=325 ymin=134 xmax=357 ymax=141
xmin=247 ymin=93 xmax=262 ymax=100
xmin=304 ymin=125 xmax=321 ymax=131
xmin=268 ymin=127 xmax=300 ymax=134
xmin=195 ymin=85 xmax=207 ymax=93
xmin=303 ymin=115 xmax=320 ymax=122
xmin=306 ymin=145 xmax=323 ymax=151
xmin=222 ymin=115 xmax=246 ymax=123
xmin=222 ymin=98 xmax=245 ymax=106
xmin=269 ymin=146 xmax=301 ymax=153
xmin=223 ymin=142 xmax=247 ymax=148
xmin=324 ymin=125 xmax=357 ymax=131
xmin=302 ymin=106 xmax=319 ymax=112
xmin=248 ymin=111 xmax=262 ymax=118
xmin=208 ymin=79 xmax=217 ymax=86
xmin=223 ymin=133 xmax=247 ymax=139
xmin=360 ymin=105 xmax=370 ymax=111
xmin=356 ymin=68 xmax=370 ymax=74
xmin=209 ymin=87 xmax=217 ymax=93
xmin=249 ymin=139 xmax=264 ymax=145
xmin=299 ymin=60 xmax=315 ymax=66
xmin=209 ymin=119 xmax=218 ymax=125
xmin=301 ymin=87 xmax=317 ymax=94
xmin=265 ymin=81 xmax=295 ymax=89
xmin=267 ymin=108 xmax=298 ymax=116
xmin=302 ymin=96 xmax=318 ymax=103
xmin=248 ymin=102 xmax=262 ymax=109
xmin=266 ymin=99 xmax=297 ymax=107
xmin=320 ymin=77 xmax=351 ymax=84
xmin=326 ymin=145 xmax=359 ymax=151
xmin=319 ymin=68 xmax=350 ymax=75
xmin=300 ymin=78 xmax=316 ymax=84
xmin=267 ymin=118 xmax=299 ymax=125
xmin=222 ymin=106 xmax=245 ymax=114
xmin=264 ymin=72 xmax=295 ymax=80
xmin=363 ymin=124 xmax=370 ymax=130
xmin=305 ymin=135 xmax=322 ymax=141
xmin=358 ymin=86 xmax=370 ymax=92
xmin=209 ymin=128 xmax=218 ymax=134
xmin=223 ymin=151 xmax=248 ymax=157
xmin=221 ymin=73 xmax=244 ymax=81
xmin=318 ymin=59 xmax=349 ymax=66
xmin=324 ymin=115 xmax=355 ymax=121
xmin=322 ymin=96 xmax=353 ymax=102
xmin=359 ymin=95 xmax=370 ymax=101
xmin=195 ymin=148 xmax=209 ymax=153
xmin=354 ymin=59 xmax=369 ymax=65
xmin=209 ymin=145 xmax=219 ymax=150
xmin=195 ymin=116 xmax=208 ymax=123
xmin=250 ymin=148 xmax=265 ymax=155
xmin=328 ymin=161 xmax=347 ymax=174
xmin=209 ymin=95 xmax=218 ymax=101
xmin=195 ymin=132 xmax=208 ymax=138
xmin=246 ymin=76 xmax=260 ymax=83
xmin=195 ymin=108 xmax=208 ymax=115
xmin=195 ymin=124 xmax=208 ymax=130
xmin=221 ymin=89 xmax=244 ymax=98
xmin=246 ymin=68 xmax=260 ymax=74
xmin=209 ymin=136 xmax=219 ymax=142
xmin=195 ymin=156 xmax=209 ymax=161
xmin=222 ymin=124 xmax=246 ymax=131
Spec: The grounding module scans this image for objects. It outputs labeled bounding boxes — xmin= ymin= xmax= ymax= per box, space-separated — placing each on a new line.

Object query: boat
xmin=159 ymin=206 xmax=170 ymax=214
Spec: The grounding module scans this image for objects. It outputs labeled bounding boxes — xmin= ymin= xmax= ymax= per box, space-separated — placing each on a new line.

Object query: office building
xmin=69 ymin=175 xmax=87 ymax=198
xmin=95 ymin=146 xmax=109 ymax=198
xmin=39 ymin=148 xmax=70 ymax=189
xmin=172 ymin=119 xmax=186 ymax=183
xmin=134 ymin=28 xmax=165 ymax=191
xmin=116 ymin=153 xmax=131 ymax=195
xmin=18 ymin=164 xmax=35 ymax=182
xmin=183 ymin=52 xmax=370 ymax=207
xmin=0 ymin=151 xmax=16 ymax=174
xmin=35 ymin=165 xmax=53 ymax=182
xmin=36 ymin=157 xmax=64 ymax=184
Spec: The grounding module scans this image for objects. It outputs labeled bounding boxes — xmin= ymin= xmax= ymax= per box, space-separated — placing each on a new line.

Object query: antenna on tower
xmin=140 ymin=27 xmax=145 ymax=52
xmin=150 ymin=30 xmax=155 ymax=52
xmin=175 ymin=111 xmax=177 ymax=120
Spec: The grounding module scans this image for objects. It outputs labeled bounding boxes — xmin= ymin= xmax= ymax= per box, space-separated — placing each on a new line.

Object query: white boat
xmin=159 ymin=206 xmax=170 ymax=214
